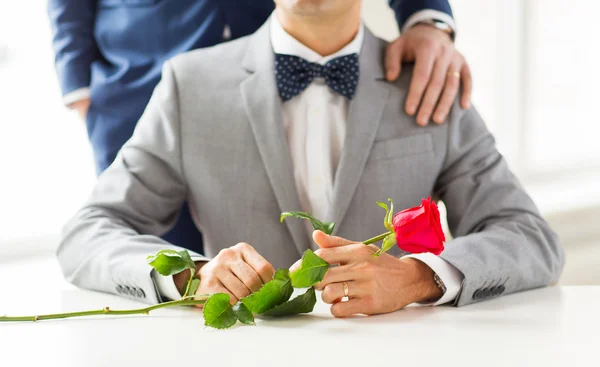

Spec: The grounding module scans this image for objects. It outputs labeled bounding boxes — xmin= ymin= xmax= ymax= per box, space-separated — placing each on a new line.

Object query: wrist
xmin=173 ymin=269 xmax=192 ymax=294
xmin=413 ymin=22 xmax=454 ymax=42
xmin=402 ymin=257 xmax=443 ymax=303
xmin=173 ymin=261 xmax=207 ymax=295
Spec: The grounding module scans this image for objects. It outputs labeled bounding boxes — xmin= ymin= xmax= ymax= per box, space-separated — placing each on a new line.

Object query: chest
xmin=179 ymin=87 xmax=447 ymax=245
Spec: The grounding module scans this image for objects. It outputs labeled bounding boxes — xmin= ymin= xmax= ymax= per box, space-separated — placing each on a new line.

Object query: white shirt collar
xmin=270 ymin=12 xmax=364 ymax=66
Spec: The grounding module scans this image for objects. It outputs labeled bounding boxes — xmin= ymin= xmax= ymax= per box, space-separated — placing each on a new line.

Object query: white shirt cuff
xmin=401 ymin=9 xmax=457 ymax=34
xmin=404 ymin=252 xmax=463 ymax=306
xmin=152 ymin=256 xmax=210 ymax=301
xmin=63 ymin=87 xmax=91 ymax=106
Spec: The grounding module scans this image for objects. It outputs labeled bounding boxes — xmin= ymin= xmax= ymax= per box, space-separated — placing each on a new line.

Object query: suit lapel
xmin=329 ymin=30 xmax=390 ymax=234
xmin=239 ymin=21 xmax=311 ymax=257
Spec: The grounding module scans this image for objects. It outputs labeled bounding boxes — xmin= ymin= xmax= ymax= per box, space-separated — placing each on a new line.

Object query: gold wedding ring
xmin=448 ymin=71 xmax=461 ymax=79
xmin=342 ymin=281 xmax=349 ymax=298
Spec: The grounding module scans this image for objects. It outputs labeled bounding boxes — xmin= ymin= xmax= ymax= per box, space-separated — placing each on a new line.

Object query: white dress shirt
xmin=401 ymin=9 xmax=456 ymax=34
xmin=272 ymin=15 xmax=361 ymax=226
xmin=154 ymin=13 xmax=463 ymax=305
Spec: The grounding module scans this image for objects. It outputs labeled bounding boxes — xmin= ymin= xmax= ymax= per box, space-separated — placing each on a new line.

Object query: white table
xmin=1 ymin=282 xmax=597 ymax=367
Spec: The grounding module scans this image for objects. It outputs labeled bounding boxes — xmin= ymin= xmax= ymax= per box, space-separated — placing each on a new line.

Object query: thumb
xmin=385 ymin=37 xmax=404 ymax=81
xmin=312 ymin=230 xmax=356 ymax=249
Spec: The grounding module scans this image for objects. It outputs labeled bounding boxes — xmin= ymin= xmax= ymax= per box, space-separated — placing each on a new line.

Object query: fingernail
xmin=419 ymin=116 xmax=429 ymax=125
xmin=434 ymin=114 xmax=444 ymax=123
xmin=407 ymin=105 xmax=416 ymax=115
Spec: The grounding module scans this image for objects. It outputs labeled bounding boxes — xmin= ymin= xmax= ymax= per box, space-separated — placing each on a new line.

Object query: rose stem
xmin=0 ymin=298 xmax=208 ymax=323
xmin=362 ymin=231 xmax=394 ymax=245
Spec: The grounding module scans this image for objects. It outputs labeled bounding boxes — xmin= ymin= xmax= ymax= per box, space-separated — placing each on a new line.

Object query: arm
xmin=47 ymin=0 xmax=100 ymax=105
xmin=57 ymin=62 xmax=274 ymax=305
xmin=310 ymin=101 xmax=563 ymax=317
xmin=435 ymin=103 xmax=565 ymax=307
xmin=388 ymin=0 xmax=454 ymax=32
xmin=58 ymin=62 xmax=207 ymax=304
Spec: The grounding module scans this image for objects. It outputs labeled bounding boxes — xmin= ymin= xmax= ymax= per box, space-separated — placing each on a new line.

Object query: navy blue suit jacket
xmin=48 ymin=0 xmax=453 ymax=172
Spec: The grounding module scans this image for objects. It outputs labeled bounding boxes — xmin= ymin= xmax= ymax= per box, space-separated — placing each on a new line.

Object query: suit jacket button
xmin=135 ymin=288 xmax=144 ymax=298
xmin=116 ymin=285 xmax=123 ymax=294
xmin=472 ymin=289 xmax=482 ymax=300
xmin=498 ymin=285 xmax=506 ymax=295
xmin=489 ymin=286 xmax=498 ymax=297
xmin=125 ymin=286 xmax=133 ymax=296
xmin=481 ymin=288 xmax=491 ymax=298
xmin=139 ymin=288 xmax=146 ymax=298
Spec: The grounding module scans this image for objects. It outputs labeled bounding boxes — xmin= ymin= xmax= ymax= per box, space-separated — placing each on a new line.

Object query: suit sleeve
xmin=388 ymin=0 xmax=454 ymax=32
xmin=48 ymin=0 xmax=100 ymax=97
xmin=58 ymin=62 xmax=206 ymax=305
xmin=434 ymin=103 xmax=565 ymax=307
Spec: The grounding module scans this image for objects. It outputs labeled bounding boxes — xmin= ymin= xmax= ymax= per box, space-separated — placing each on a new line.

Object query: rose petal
xmin=393 ymin=205 xmax=429 ymax=237
xmin=393 ymin=197 xmax=445 ymax=255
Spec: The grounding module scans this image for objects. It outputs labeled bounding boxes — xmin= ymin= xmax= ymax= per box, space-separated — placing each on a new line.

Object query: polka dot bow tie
xmin=274 ymin=53 xmax=360 ymax=102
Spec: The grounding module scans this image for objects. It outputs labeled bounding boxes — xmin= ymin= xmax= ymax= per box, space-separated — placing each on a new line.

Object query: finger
xmin=405 ymin=49 xmax=436 ymax=117
xmin=416 ymin=53 xmax=452 ymax=126
xmin=217 ymin=268 xmax=251 ymax=301
xmin=314 ymin=264 xmax=359 ymax=290
xmin=385 ymin=38 xmax=403 ymax=81
xmin=315 ymin=244 xmax=374 ymax=267
xmin=460 ymin=62 xmax=473 ymax=109
xmin=230 ymin=261 xmax=263 ymax=293
xmin=330 ymin=298 xmax=367 ymax=318
xmin=312 ymin=230 xmax=358 ymax=249
xmin=433 ymin=60 xmax=462 ymax=124
xmin=321 ymin=281 xmax=361 ymax=304
xmin=239 ymin=243 xmax=276 ymax=284
xmin=289 ymin=259 xmax=302 ymax=273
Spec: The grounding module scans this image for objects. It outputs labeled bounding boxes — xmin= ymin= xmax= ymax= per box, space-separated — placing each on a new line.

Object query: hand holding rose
xmin=286 ymin=197 xmax=447 ymax=318
xmin=309 ymin=231 xmax=442 ymax=318
xmin=174 ymin=242 xmax=275 ymax=305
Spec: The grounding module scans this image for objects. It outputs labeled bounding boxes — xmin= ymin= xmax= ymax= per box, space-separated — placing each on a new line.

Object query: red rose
xmin=392 ymin=197 xmax=446 ymax=255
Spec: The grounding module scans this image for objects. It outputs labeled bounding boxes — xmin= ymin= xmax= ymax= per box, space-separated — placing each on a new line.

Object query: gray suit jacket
xmin=58 ymin=21 xmax=564 ymax=307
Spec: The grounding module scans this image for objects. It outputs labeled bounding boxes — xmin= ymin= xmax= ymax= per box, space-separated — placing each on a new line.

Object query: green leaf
xmin=322 ymin=222 xmax=335 ymax=235
xmin=377 ymin=201 xmax=389 ymax=211
xmin=203 ymin=293 xmax=237 ymax=329
xmin=386 ymin=198 xmax=395 ymax=231
xmin=280 ymin=212 xmax=335 ymax=235
xmin=241 ymin=269 xmax=293 ymax=314
xmin=178 ymin=250 xmax=195 ymax=269
xmin=378 ymin=199 xmax=395 ymax=232
xmin=262 ymin=287 xmax=317 ymax=317
xmin=374 ymin=233 xmax=397 ymax=257
xmin=187 ymin=278 xmax=200 ymax=297
xmin=290 ymin=249 xmax=329 ymax=288
xmin=232 ymin=302 xmax=255 ymax=325
xmin=146 ymin=250 xmax=197 ymax=276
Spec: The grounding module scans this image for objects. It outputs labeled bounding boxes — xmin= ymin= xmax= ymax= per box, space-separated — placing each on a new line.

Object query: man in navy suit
xmin=48 ymin=0 xmax=472 ymax=253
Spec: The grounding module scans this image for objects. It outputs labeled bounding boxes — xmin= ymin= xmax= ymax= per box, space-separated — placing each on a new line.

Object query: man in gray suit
xmin=59 ymin=0 xmax=564 ymax=317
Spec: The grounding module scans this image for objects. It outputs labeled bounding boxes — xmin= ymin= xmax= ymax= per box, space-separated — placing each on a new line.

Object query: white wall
xmin=0 ymin=2 xmax=96 ymax=248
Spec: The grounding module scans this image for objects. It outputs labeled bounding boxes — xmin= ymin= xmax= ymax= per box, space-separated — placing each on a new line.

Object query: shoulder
xmin=165 ymin=36 xmax=251 ymax=90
